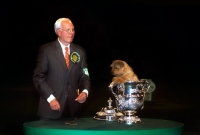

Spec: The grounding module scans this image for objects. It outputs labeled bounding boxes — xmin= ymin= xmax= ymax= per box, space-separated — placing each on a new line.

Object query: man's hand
xmin=75 ymin=92 xmax=87 ymax=103
xmin=50 ymin=99 xmax=60 ymax=111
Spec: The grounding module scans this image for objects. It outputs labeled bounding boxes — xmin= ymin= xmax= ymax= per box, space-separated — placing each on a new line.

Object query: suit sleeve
xmin=79 ymin=50 xmax=91 ymax=93
xmin=33 ymin=46 xmax=54 ymax=99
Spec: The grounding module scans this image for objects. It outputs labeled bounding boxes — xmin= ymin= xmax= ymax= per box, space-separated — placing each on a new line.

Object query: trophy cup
xmin=109 ymin=79 xmax=150 ymax=124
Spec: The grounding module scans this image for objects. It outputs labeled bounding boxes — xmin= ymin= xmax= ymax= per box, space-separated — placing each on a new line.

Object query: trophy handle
xmin=109 ymin=82 xmax=117 ymax=97
xmin=140 ymin=79 xmax=150 ymax=93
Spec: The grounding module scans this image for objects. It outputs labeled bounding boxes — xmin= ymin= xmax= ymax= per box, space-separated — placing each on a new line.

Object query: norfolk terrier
xmin=110 ymin=60 xmax=139 ymax=83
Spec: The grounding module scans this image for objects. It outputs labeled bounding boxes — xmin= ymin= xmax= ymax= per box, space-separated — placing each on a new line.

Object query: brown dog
xmin=110 ymin=60 xmax=139 ymax=83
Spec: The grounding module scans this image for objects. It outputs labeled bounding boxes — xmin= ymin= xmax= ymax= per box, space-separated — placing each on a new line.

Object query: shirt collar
xmin=58 ymin=38 xmax=70 ymax=49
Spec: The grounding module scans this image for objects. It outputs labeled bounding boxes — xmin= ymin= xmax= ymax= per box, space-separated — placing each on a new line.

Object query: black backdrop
xmin=1 ymin=0 xmax=199 ymax=86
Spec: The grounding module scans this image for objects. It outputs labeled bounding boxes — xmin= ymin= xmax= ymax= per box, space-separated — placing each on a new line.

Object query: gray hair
xmin=54 ymin=18 xmax=72 ymax=35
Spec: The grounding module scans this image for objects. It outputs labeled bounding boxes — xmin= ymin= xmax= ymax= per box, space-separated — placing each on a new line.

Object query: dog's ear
xmin=110 ymin=60 xmax=125 ymax=68
xmin=117 ymin=61 xmax=125 ymax=68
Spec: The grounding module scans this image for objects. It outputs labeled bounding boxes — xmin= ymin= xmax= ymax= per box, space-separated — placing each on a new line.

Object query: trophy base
xmin=93 ymin=115 xmax=120 ymax=121
xmin=118 ymin=115 xmax=141 ymax=124
xmin=118 ymin=110 xmax=141 ymax=124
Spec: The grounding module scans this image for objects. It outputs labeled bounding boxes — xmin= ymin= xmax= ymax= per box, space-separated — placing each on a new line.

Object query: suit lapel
xmin=69 ymin=43 xmax=76 ymax=72
xmin=53 ymin=41 xmax=68 ymax=71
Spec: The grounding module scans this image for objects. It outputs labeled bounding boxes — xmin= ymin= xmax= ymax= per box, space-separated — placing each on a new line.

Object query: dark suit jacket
xmin=33 ymin=40 xmax=90 ymax=119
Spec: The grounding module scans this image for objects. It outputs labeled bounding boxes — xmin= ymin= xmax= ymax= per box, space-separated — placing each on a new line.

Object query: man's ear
xmin=56 ymin=29 xmax=61 ymax=36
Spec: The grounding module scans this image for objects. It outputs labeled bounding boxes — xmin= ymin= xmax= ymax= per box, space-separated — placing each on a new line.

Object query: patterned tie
xmin=65 ymin=47 xmax=69 ymax=68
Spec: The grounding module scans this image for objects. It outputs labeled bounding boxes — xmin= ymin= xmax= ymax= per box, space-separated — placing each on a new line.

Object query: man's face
xmin=57 ymin=20 xmax=75 ymax=46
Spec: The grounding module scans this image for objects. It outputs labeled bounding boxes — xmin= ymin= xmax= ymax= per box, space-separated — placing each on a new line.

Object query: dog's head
xmin=110 ymin=60 xmax=129 ymax=77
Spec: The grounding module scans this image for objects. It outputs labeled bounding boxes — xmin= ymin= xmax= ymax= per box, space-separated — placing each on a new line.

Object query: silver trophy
xmin=94 ymin=97 xmax=123 ymax=121
xmin=109 ymin=79 xmax=150 ymax=124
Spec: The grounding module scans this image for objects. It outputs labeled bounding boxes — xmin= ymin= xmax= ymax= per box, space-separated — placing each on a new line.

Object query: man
xmin=33 ymin=18 xmax=90 ymax=120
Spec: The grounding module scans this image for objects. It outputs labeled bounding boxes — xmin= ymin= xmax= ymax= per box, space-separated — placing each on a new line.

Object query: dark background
xmin=0 ymin=0 xmax=200 ymax=134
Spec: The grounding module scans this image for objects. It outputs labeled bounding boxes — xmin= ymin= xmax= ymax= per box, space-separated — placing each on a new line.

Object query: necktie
xmin=65 ymin=47 xmax=69 ymax=68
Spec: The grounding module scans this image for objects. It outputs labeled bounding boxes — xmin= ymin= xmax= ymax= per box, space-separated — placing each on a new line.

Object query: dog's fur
xmin=110 ymin=60 xmax=139 ymax=83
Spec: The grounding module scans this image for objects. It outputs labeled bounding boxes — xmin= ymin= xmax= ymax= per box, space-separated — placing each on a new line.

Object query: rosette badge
xmin=70 ymin=52 xmax=80 ymax=63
